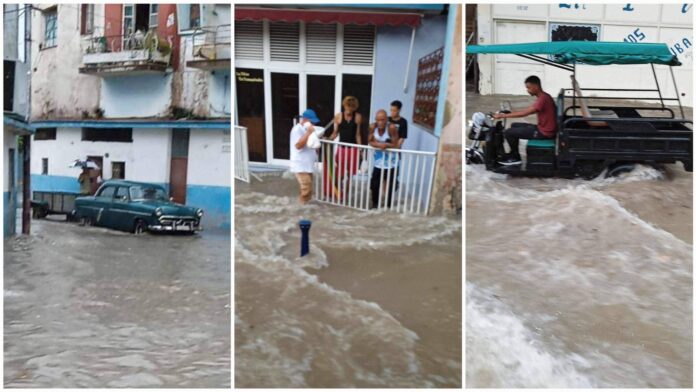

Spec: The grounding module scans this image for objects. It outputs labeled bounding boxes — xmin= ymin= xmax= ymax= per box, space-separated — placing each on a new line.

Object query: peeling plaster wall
xmin=209 ymin=70 xmax=231 ymax=117
xmin=30 ymin=4 xmax=104 ymax=120
xmin=430 ymin=6 xmax=462 ymax=215
xmin=178 ymin=35 xmax=211 ymax=117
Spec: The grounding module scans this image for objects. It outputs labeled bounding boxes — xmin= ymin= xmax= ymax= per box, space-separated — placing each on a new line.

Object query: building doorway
xmin=170 ymin=129 xmax=190 ymax=203
xmin=87 ymin=155 xmax=103 ymax=195
xmin=270 ymin=72 xmax=299 ymax=161
xmin=341 ymin=74 xmax=372 ymax=144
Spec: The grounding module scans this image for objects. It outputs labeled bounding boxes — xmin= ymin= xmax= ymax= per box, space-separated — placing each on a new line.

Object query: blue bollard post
xmin=299 ymin=219 xmax=311 ymax=257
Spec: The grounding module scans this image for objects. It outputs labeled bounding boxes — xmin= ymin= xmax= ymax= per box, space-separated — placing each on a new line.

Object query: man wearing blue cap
xmin=290 ymin=109 xmax=321 ymax=204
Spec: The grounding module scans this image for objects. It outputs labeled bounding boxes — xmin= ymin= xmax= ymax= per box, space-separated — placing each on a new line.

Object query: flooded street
xmin=235 ymin=173 xmax=462 ymax=388
xmin=466 ymin=163 xmax=692 ymax=387
xmin=4 ymin=219 xmax=230 ymax=387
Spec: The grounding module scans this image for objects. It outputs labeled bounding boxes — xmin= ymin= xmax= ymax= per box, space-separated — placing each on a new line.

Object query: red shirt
xmin=533 ymin=92 xmax=558 ymax=137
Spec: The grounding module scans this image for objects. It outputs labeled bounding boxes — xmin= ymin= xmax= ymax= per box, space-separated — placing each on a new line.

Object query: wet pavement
xmin=4 ymin=217 xmax=230 ymax=388
xmin=235 ymin=173 xmax=462 ymax=388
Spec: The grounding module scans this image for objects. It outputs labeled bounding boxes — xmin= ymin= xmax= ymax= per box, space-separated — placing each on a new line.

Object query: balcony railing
xmin=79 ymin=31 xmax=172 ymax=75
xmin=186 ymin=24 xmax=230 ymax=69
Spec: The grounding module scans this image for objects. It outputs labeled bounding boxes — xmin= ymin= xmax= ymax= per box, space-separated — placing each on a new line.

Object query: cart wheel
xmin=133 ymin=219 xmax=147 ymax=235
xmin=605 ymin=163 xmax=636 ymax=178
xmin=466 ymin=148 xmax=484 ymax=164
xmin=79 ymin=216 xmax=88 ymax=226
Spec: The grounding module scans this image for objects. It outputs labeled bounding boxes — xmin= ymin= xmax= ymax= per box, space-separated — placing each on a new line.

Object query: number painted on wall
xmin=623 ymin=28 xmax=646 ymax=43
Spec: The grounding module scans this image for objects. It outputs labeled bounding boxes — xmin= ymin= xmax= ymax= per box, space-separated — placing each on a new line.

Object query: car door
xmin=111 ymin=186 xmax=132 ymax=231
xmin=93 ymin=185 xmax=115 ymax=226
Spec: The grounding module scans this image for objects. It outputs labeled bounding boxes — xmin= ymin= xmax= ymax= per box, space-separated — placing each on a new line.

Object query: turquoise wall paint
xmin=31 ymin=174 xmax=80 ymax=193
xmin=186 ymin=184 xmax=231 ymax=230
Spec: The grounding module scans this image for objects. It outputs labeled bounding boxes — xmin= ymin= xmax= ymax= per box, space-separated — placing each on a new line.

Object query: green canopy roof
xmin=466 ymin=41 xmax=681 ymax=66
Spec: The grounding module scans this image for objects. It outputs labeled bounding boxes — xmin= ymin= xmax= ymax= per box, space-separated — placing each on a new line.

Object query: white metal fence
xmin=314 ymin=139 xmax=436 ymax=215
xmin=234 ymin=126 xmax=250 ymax=182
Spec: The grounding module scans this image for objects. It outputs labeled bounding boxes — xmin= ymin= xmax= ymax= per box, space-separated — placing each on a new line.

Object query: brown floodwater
xmin=4 ymin=219 xmax=230 ymax=387
xmin=235 ymin=173 xmax=462 ymax=387
xmin=466 ymin=163 xmax=692 ymax=387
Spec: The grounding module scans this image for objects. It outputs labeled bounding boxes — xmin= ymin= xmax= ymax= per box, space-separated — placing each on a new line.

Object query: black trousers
xmin=371 ymin=167 xmax=396 ymax=208
xmin=504 ymin=123 xmax=551 ymax=159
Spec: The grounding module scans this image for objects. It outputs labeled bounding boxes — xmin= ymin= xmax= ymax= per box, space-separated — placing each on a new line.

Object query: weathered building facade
xmin=27 ymin=4 xmax=231 ymax=228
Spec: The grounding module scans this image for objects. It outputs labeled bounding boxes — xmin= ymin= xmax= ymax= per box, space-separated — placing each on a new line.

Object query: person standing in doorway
xmin=388 ymin=100 xmax=408 ymax=148
xmin=388 ymin=100 xmax=408 ymax=191
xmin=78 ymin=167 xmax=91 ymax=196
xmin=328 ymin=96 xmax=362 ymax=201
xmin=290 ymin=109 xmax=321 ymax=204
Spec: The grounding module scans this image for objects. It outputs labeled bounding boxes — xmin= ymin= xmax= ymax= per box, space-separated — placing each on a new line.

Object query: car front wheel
xmin=133 ymin=219 xmax=148 ymax=235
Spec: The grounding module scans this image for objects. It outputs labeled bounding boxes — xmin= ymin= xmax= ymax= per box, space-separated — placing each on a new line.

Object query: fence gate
xmin=313 ymin=140 xmax=436 ymax=215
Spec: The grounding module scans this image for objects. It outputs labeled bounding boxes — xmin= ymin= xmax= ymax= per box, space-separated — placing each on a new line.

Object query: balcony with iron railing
xmin=79 ymin=30 xmax=173 ymax=76
xmin=186 ymin=24 xmax=230 ymax=70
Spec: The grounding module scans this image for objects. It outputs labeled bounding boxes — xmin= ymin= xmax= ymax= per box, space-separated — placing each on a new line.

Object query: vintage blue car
xmin=73 ymin=180 xmax=203 ymax=234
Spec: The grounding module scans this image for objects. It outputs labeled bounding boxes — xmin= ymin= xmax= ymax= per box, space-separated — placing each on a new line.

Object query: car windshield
xmin=129 ymin=185 xmax=168 ymax=201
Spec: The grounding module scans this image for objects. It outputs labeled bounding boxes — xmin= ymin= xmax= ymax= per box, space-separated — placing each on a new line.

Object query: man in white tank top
xmin=368 ymin=110 xmax=400 ymax=208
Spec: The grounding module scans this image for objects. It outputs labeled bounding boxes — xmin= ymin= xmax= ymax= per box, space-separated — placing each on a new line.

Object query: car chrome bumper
xmin=148 ymin=223 xmax=202 ymax=232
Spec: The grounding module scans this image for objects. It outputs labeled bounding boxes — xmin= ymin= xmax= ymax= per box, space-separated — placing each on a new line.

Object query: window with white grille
xmin=342 ymin=24 xmax=375 ymax=66
xmin=269 ymin=22 xmax=300 ymax=62
xmin=306 ymin=23 xmax=337 ymax=64
xmin=235 ymin=21 xmax=264 ymax=61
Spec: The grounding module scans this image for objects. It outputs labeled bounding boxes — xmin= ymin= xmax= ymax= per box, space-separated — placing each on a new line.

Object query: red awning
xmin=235 ymin=8 xmax=422 ymax=28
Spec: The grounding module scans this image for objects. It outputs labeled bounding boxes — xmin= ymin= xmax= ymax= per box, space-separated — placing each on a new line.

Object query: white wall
xmin=187 ymin=129 xmax=231 ymax=187
xmin=31 ymin=128 xmax=171 ymax=183
xmin=476 ymin=3 xmax=693 ymax=106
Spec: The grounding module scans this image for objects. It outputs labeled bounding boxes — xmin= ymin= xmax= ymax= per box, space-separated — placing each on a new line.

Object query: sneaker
xmin=499 ymin=157 xmax=522 ymax=166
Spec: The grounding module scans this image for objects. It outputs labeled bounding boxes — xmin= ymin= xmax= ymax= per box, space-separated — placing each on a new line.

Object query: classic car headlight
xmin=155 ymin=207 xmax=163 ymax=217
xmin=196 ymin=209 xmax=204 ymax=217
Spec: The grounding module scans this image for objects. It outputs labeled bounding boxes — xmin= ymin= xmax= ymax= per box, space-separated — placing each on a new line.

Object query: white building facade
xmin=475 ymin=3 xmax=693 ymax=106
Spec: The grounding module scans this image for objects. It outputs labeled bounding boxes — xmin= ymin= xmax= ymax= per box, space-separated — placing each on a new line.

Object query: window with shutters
xmin=269 ymin=22 xmax=300 ymax=62
xmin=235 ymin=21 xmax=264 ymax=60
xmin=234 ymin=20 xmax=375 ymax=70
xmin=342 ymin=24 xmax=375 ymax=66
xmin=306 ymin=23 xmax=337 ymax=64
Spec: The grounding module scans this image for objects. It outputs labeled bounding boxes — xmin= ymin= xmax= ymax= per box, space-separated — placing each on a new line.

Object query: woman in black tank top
xmin=329 ymin=96 xmax=362 ymax=145
xmin=326 ymin=96 xmax=363 ymax=201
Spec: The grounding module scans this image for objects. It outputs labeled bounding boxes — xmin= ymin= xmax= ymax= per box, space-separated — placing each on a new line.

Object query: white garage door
xmin=493 ymin=21 xmax=546 ymax=95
